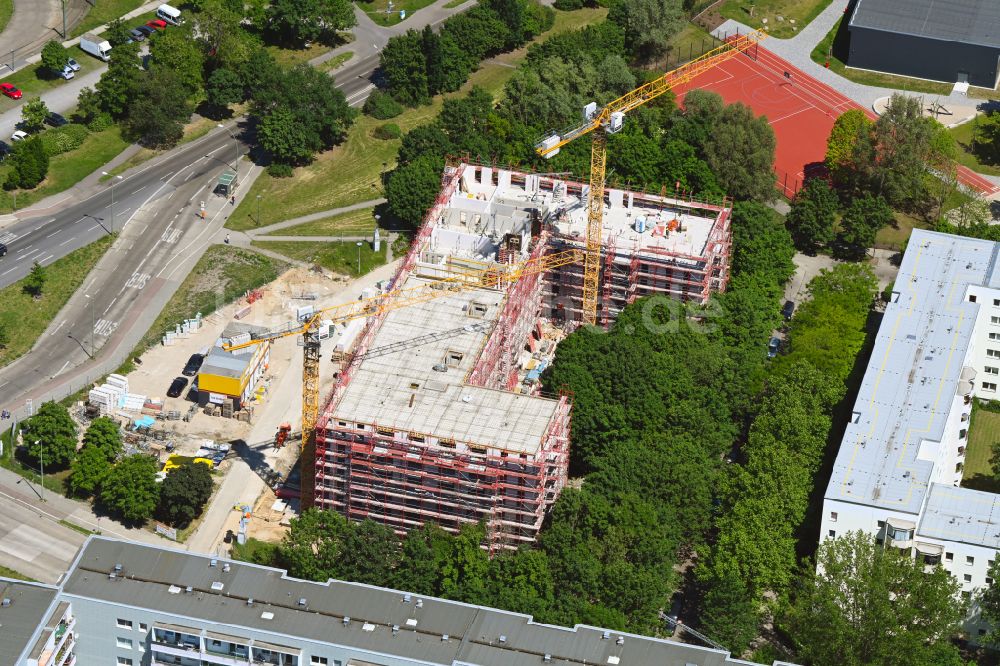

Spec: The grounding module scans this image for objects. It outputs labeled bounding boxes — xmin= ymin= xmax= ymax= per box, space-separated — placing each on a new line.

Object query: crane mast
xmin=535 ymin=30 xmax=766 ymax=325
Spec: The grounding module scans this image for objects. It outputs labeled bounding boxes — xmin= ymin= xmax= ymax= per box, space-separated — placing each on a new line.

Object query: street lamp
xmin=101 ymin=172 xmax=124 ymax=232
xmin=84 ymin=293 xmax=95 ymax=358
xmin=35 ymin=439 xmax=43 ymax=502
xmin=217 ymin=124 xmax=240 ymax=179
xmin=356 ymin=241 xmax=363 ymax=275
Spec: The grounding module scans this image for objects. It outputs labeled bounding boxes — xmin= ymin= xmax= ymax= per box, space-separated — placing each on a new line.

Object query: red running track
xmin=673 ymin=44 xmax=999 ymax=198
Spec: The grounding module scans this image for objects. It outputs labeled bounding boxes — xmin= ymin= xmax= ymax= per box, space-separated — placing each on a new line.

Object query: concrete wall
xmin=848 ymin=25 xmax=1000 ymax=87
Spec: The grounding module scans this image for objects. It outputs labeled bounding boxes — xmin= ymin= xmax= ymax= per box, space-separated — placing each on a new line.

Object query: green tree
xmin=825 ymin=108 xmax=873 ymax=184
xmin=4 ymin=136 xmax=49 ymax=191
xmin=422 ymin=26 xmax=445 ymax=97
xmin=40 ymin=40 xmax=67 ymax=76
xmin=99 ymin=454 xmax=160 ymax=523
xmin=19 ymin=97 xmax=49 ymax=134
xmin=386 ymin=154 xmax=445 ymax=227
xmin=205 ymin=67 xmax=244 ymax=116
xmin=96 ymin=40 xmax=142 ymax=118
xmin=362 ymin=90 xmax=403 ymax=120
xmin=703 ymin=102 xmax=776 ymax=201
xmin=608 ymin=0 xmax=684 ymax=61
xmin=992 ymin=441 xmax=1000 ymax=481
xmin=787 ymin=531 xmax=965 ymax=666
xmin=196 ymin=0 xmax=260 ymax=71
xmin=267 ymin=0 xmax=356 ymax=45
xmin=836 ymin=193 xmax=893 ymax=260
xmin=149 ymin=24 xmax=206 ymax=98
xmin=979 ymin=558 xmax=1000 ymax=645
xmin=23 ymin=401 xmax=77 ymax=469
xmin=786 ymin=177 xmax=838 ymax=253
xmin=104 ymin=18 xmax=134 ymax=47
xmin=695 ymin=560 xmax=761 ymax=655
xmin=82 ymin=417 xmax=122 ymax=461
xmin=22 ymin=261 xmax=47 ymax=297
xmin=973 ymin=111 xmax=1000 ymax=164
xmin=381 ymin=31 xmax=428 ymax=107
xmin=122 ymin=70 xmax=191 ymax=148
xmin=74 ymin=86 xmax=103 ymax=125
xmin=67 ymin=443 xmax=113 ymax=497
xmin=238 ymin=48 xmax=281 ymax=101
xmin=394 ymin=523 xmax=455 ymax=595
xmin=258 ymin=106 xmax=313 ymax=164
xmin=953 ymin=194 xmax=994 ymax=228
xmin=156 ymin=461 xmax=214 ymax=526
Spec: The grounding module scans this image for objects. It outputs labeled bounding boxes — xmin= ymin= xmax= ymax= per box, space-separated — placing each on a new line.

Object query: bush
xmin=267 ymin=163 xmax=294 ymax=178
xmin=87 ymin=113 xmax=113 ymax=132
xmin=373 ymin=123 xmax=402 ymax=140
xmin=363 ymin=90 xmax=404 ymax=119
xmin=39 ymin=124 xmax=89 ymax=156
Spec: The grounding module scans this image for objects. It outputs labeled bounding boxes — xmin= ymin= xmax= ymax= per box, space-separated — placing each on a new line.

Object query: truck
xmin=79 ymin=33 xmax=111 ymax=62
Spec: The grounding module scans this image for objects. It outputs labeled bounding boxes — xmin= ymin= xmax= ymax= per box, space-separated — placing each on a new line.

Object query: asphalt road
xmin=0 ymin=1 xmax=64 ymax=73
xmin=0 ymin=478 xmax=86 ymax=583
xmin=0 ymin=127 xmax=242 ymax=406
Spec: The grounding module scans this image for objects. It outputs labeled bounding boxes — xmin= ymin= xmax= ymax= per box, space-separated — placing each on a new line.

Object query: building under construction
xmin=313 ymin=163 xmax=732 ymax=550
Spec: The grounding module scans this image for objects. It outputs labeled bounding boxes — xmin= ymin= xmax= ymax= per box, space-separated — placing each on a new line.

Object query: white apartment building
xmin=821 ymin=229 xmax=1000 ymax=632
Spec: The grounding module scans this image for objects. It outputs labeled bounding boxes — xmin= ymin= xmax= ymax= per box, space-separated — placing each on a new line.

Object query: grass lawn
xmin=360 ymin=0 xmax=440 ymax=27
xmin=252 ymin=240 xmax=387 ymax=276
xmin=0 ymin=438 xmax=73 ymax=497
xmin=811 ymin=17 xmax=955 ymax=96
xmin=231 ymin=536 xmax=280 ymax=565
xmin=316 ymin=51 xmax=354 ymax=74
xmin=718 ymin=0 xmax=832 ymax=38
xmin=948 ymin=120 xmax=1000 ymax=177
xmin=71 ymin=0 xmax=147 ymax=37
xmin=0 ymin=125 xmax=130 ymax=213
xmin=229 ymin=6 xmax=608 ymax=232
xmin=266 ymin=36 xmax=352 ymax=69
xmin=0 ymin=564 xmax=34 ymax=581
xmin=135 ymin=246 xmax=288 ymax=353
xmin=0 ymin=235 xmax=114 ymax=368
xmin=262 ymin=207 xmax=382 ymax=236
xmin=962 ymin=405 xmax=1000 ymax=494
xmin=0 ymin=0 xmax=12 ymax=34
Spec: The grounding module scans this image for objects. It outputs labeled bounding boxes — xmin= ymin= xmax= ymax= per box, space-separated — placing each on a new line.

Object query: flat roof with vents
xmin=0 ymin=579 xmax=58 ymax=665
xmin=58 ymin=537 xmax=798 ymax=666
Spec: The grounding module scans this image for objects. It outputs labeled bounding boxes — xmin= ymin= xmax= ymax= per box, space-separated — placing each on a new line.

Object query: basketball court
xmin=674 ymin=45 xmax=999 ymax=197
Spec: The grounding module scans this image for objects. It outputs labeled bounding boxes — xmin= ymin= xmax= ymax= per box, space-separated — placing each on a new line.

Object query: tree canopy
xmin=787 ymin=531 xmax=965 ymax=666
xmin=100 ymin=454 xmax=160 ymax=523
xmin=24 ymin=401 xmax=77 ymax=469
xmin=157 ymin=461 xmax=215 ymax=526
xmin=786 ymin=177 xmax=838 ymax=253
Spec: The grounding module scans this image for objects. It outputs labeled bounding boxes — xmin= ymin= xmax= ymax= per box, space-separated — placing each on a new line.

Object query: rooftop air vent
xmin=608 ymin=657 xmax=621 ymax=665
xmin=211 ymin=582 xmax=224 ymax=591
xmin=185 ymin=586 xmax=193 ymax=594
xmin=499 ymin=635 xmax=507 ymax=644
xmin=362 ymin=623 xmax=376 ymax=632
xmin=114 ymin=563 xmax=122 ymax=572
xmin=405 ymin=618 xmax=418 ymax=627
xmin=108 ymin=573 xmax=117 ymax=580
xmin=602 ymin=631 xmax=610 ymax=640
xmin=392 ymin=625 xmax=400 ymax=635
xmin=210 ymin=559 xmax=218 ymax=567
xmin=343 ymin=617 xmax=350 ymax=626
xmin=1 ymin=598 xmax=10 ymax=607
xmin=168 ymin=585 xmax=181 ymax=594
xmin=616 ymin=636 xmax=624 ymax=646
xmin=222 ymin=563 xmax=230 ymax=573
xmin=416 ymin=599 xmax=423 ymax=608
xmin=298 ymin=598 xmax=307 ymax=606
xmin=403 ymin=594 xmax=412 ymax=603
xmin=442 ymin=634 xmax=450 ymax=642
xmin=544 ymin=656 xmax=551 ymax=663
xmin=261 ymin=611 xmax=274 ymax=620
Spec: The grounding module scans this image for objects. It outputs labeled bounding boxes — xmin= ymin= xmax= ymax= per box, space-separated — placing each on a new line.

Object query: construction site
xmin=310 ymin=162 xmax=733 ymax=551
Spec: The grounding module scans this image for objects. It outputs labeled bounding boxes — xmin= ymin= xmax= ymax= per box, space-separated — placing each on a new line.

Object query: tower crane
xmin=535 ymin=30 xmax=766 ymax=326
xmin=222 ymin=248 xmax=583 ymax=507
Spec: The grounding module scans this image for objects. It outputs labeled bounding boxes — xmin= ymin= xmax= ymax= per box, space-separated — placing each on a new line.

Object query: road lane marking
xmin=46 ymin=231 xmax=58 ymax=238
xmin=94 ymin=319 xmax=119 ymax=337
xmin=124 ymin=272 xmax=151 ymax=290
xmin=58 ymin=236 xmax=75 ymax=247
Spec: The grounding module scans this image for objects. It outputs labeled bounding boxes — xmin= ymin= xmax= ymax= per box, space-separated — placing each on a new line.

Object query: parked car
xmin=10 ymin=130 xmax=28 ymax=142
xmin=182 ymin=353 xmax=204 ymax=376
xmin=767 ymin=336 xmax=781 ymax=359
xmin=0 ymin=140 xmax=9 ymax=161
xmin=0 ymin=83 xmax=22 ymax=99
xmin=135 ymin=25 xmax=155 ymax=38
xmin=275 ymin=482 xmax=301 ymax=500
xmin=146 ymin=19 xmax=168 ymax=30
xmin=128 ymin=28 xmax=146 ymax=42
xmin=65 ymin=57 xmax=80 ymax=72
xmin=781 ymin=299 xmax=795 ymax=321
xmin=59 ymin=66 xmax=74 ymax=80
xmin=45 ymin=112 xmax=68 ymax=127
xmin=0 ymin=242 xmax=7 ymax=257
xmin=166 ymin=376 xmax=189 ymax=398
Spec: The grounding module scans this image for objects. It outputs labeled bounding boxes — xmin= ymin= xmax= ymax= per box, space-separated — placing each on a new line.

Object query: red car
xmin=0 ymin=83 xmax=22 ymax=100
xmin=146 ymin=19 xmax=167 ymax=30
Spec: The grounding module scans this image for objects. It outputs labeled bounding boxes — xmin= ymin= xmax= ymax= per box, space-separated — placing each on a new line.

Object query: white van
xmin=156 ymin=4 xmax=182 ymax=25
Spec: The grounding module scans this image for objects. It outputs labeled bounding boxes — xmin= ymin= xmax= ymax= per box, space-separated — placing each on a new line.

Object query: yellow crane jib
xmin=532 ymin=29 xmax=765 ymax=326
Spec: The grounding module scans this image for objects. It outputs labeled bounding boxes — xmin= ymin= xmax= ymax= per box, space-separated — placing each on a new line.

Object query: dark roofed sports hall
xmin=847 ymin=0 xmax=1000 ymax=88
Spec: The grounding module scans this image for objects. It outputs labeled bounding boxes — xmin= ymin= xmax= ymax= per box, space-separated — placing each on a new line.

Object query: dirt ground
xmin=125 ymin=266 xmax=355 ymax=443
